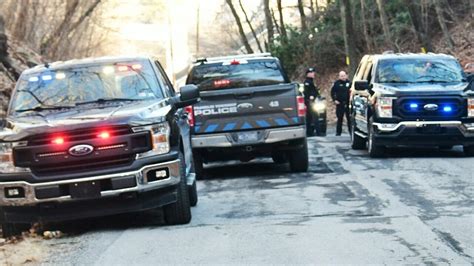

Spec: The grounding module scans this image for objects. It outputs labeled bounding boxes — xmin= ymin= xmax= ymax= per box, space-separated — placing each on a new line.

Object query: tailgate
xmin=192 ymin=83 xmax=303 ymax=134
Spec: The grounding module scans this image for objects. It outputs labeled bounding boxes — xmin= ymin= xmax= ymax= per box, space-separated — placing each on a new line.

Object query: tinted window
xmin=375 ymin=58 xmax=465 ymax=83
xmin=187 ymin=60 xmax=286 ymax=91
xmin=10 ymin=60 xmax=163 ymax=114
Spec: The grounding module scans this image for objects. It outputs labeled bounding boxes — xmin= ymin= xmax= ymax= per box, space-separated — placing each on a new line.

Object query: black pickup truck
xmin=0 ymin=56 xmax=200 ymax=236
xmin=186 ymin=53 xmax=308 ymax=177
xmin=350 ymin=53 xmax=474 ymax=157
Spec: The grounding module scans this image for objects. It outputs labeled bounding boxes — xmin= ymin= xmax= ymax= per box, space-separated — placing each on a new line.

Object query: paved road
xmin=47 ymin=134 xmax=473 ymax=265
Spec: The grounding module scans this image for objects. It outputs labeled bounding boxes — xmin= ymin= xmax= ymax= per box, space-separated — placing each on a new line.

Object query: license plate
xmin=70 ymin=181 xmax=101 ymax=199
xmin=237 ymin=132 xmax=259 ymax=142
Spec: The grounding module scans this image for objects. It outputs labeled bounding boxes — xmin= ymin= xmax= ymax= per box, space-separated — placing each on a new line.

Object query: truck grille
xmin=13 ymin=126 xmax=152 ymax=176
xmin=27 ymin=125 xmax=132 ymax=146
xmin=394 ymin=97 xmax=466 ymax=120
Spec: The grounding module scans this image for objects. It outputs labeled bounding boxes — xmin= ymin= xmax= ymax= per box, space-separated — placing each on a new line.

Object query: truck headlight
xmin=0 ymin=142 xmax=30 ymax=173
xmin=133 ymin=122 xmax=170 ymax=158
xmin=468 ymin=98 xmax=474 ymax=117
xmin=376 ymin=97 xmax=395 ymax=118
xmin=312 ymin=102 xmax=326 ymax=113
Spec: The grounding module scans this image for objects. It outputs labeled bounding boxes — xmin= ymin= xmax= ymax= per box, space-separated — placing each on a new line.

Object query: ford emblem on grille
xmin=68 ymin=144 xmax=94 ymax=156
xmin=424 ymin=104 xmax=438 ymax=111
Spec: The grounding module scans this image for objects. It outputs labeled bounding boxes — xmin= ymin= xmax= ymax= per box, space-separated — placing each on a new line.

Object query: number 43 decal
xmin=269 ymin=101 xmax=280 ymax=107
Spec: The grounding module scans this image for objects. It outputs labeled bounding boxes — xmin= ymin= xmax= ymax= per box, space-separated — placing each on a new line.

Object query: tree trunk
xmin=309 ymin=0 xmax=315 ymax=18
xmin=360 ymin=0 xmax=372 ymax=52
xmin=47 ymin=0 xmax=102 ymax=58
xmin=263 ymin=0 xmax=274 ymax=49
xmin=340 ymin=0 xmax=358 ymax=76
xmin=375 ymin=0 xmax=396 ymax=51
xmin=11 ymin=1 xmax=30 ymax=41
xmin=433 ymin=0 xmax=454 ymax=50
xmin=40 ymin=0 xmax=80 ymax=55
xmin=239 ymin=0 xmax=264 ymax=53
xmin=271 ymin=9 xmax=281 ymax=35
xmin=297 ymin=0 xmax=308 ymax=32
xmin=404 ymin=0 xmax=433 ymax=52
xmin=226 ymin=0 xmax=254 ymax=54
xmin=277 ymin=0 xmax=288 ymax=41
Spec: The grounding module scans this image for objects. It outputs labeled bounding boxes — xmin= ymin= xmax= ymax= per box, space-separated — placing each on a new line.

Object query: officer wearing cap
xmin=331 ymin=71 xmax=351 ymax=136
xmin=304 ymin=67 xmax=320 ymax=135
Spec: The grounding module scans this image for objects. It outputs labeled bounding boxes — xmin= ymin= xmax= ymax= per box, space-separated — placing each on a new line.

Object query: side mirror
xmin=174 ymin=84 xmax=200 ymax=109
xmin=354 ymin=80 xmax=371 ymax=91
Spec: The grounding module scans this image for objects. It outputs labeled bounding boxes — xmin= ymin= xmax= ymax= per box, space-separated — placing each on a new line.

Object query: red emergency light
xmin=51 ymin=137 xmax=65 ymax=145
xmin=97 ymin=131 xmax=111 ymax=139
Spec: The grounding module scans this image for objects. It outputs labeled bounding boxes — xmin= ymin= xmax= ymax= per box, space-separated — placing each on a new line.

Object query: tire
xmin=368 ymin=119 xmax=385 ymax=158
xmin=188 ymin=180 xmax=198 ymax=207
xmin=164 ymin=152 xmax=192 ymax=225
xmin=306 ymin=125 xmax=315 ymax=137
xmin=272 ymin=153 xmax=287 ymax=164
xmin=464 ymin=145 xmax=474 ymax=156
xmin=289 ymin=138 xmax=309 ymax=172
xmin=316 ymin=115 xmax=327 ymax=136
xmin=192 ymin=151 xmax=205 ymax=180
xmin=1 ymin=222 xmax=29 ymax=238
xmin=351 ymin=118 xmax=366 ymax=150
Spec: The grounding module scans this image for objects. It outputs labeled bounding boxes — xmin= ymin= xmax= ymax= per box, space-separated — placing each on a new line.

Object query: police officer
xmin=331 ymin=71 xmax=351 ymax=136
xmin=304 ymin=67 xmax=319 ymax=135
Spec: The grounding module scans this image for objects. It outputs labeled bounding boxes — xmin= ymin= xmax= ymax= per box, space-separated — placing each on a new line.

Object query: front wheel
xmin=164 ymin=152 xmax=192 ymax=225
xmin=351 ymin=117 xmax=366 ymax=150
xmin=289 ymin=139 xmax=309 ymax=172
xmin=188 ymin=180 xmax=198 ymax=207
xmin=464 ymin=145 xmax=474 ymax=156
xmin=192 ymin=151 xmax=205 ymax=180
xmin=368 ymin=119 xmax=385 ymax=158
xmin=1 ymin=222 xmax=29 ymax=238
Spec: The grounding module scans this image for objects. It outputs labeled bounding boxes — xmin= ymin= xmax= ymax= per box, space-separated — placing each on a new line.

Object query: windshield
xmin=375 ymin=58 xmax=465 ymax=83
xmin=9 ymin=60 xmax=164 ymax=115
xmin=187 ymin=60 xmax=286 ymax=91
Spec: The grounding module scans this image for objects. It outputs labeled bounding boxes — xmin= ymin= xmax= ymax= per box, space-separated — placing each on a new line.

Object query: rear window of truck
xmin=187 ymin=60 xmax=286 ymax=91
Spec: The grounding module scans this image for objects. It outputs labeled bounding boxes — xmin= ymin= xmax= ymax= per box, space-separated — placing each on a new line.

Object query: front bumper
xmin=373 ymin=121 xmax=474 ymax=146
xmin=0 ymin=159 xmax=181 ymax=207
xmin=191 ymin=126 xmax=306 ymax=148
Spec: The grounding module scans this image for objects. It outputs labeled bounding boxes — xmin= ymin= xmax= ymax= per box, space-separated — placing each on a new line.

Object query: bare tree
xmin=277 ymin=0 xmax=288 ymax=41
xmin=225 ymin=0 xmax=254 ymax=53
xmin=433 ymin=0 xmax=455 ymax=50
xmin=40 ymin=0 xmax=102 ymax=58
xmin=239 ymin=0 xmax=264 ymax=52
xmin=263 ymin=0 xmax=274 ymax=49
xmin=375 ymin=0 xmax=396 ymax=51
xmin=297 ymin=0 xmax=308 ymax=32
xmin=340 ymin=0 xmax=358 ymax=76
xmin=360 ymin=0 xmax=372 ymax=52
xmin=404 ymin=0 xmax=433 ymax=52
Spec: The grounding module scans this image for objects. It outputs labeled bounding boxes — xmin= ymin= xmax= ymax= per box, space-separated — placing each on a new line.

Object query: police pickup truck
xmin=350 ymin=53 xmax=474 ymax=157
xmin=186 ymin=53 xmax=308 ymax=177
xmin=0 ymin=56 xmax=200 ymax=236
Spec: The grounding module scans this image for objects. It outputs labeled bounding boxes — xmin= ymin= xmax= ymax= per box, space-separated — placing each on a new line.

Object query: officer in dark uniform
xmin=304 ymin=67 xmax=320 ymax=135
xmin=331 ymin=71 xmax=351 ymax=136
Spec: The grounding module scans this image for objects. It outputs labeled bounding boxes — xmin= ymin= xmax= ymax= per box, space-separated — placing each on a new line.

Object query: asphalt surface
xmin=46 ymin=132 xmax=473 ymax=265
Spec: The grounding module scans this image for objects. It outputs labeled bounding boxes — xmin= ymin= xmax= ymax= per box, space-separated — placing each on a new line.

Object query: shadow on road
xmin=383 ymin=146 xmax=466 ymax=159
xmin=203 ymin=160 xmax=289 ymax=180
